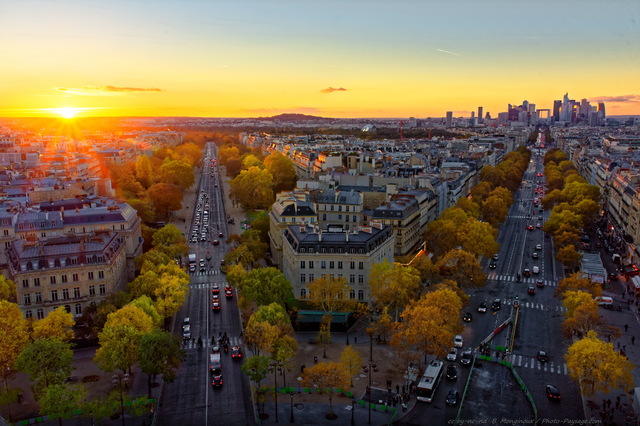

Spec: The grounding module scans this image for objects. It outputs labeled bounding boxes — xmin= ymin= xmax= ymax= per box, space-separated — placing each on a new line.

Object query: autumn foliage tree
xmin=339 ymin=346 xmax=363 ymax=388
xmin=31 ymin=307 xmax=75 ymax=342
xmin=556 ymin=273 xmax=602 ymax=298
xmin=0 ymin=301 xmax=29 ymax=390
xmin=301 ymin=362 xmax=350 ymax=419
xmin=566 ymin=330 xmax=633 ymax=396
xmin=436 ymin=249 xmax=487 ymax=289
xmin=229 ymin=166 xmax=275 ymax=210
xmin=369 ymin=261 xmax=420 ymax=321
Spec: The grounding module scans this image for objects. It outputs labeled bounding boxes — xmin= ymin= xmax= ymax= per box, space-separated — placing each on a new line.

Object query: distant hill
xmin=264 ymin=113 xmax=331 ymax=122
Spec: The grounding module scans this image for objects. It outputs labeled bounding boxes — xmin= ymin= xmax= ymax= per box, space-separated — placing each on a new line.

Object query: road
xmin=158 ymin=143 xmax=255 ymax=426
xmin=399 ymin=139 xmax=583 ymax=425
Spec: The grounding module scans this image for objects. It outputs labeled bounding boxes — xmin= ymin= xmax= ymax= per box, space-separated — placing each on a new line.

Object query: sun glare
xmin=55 ymin=107 xmax=79 ymax=119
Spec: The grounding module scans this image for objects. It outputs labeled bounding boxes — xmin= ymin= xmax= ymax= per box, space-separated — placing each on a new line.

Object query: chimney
xmin=345 ymin=230 xmax=349 ymax=242
xmin=318 ymin=229 xmax=322 ymax=241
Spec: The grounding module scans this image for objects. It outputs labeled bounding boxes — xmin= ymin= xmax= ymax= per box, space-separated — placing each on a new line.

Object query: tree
xmin=271 ymin=335 xmax=298 ymax=388
xmin=152 ymin=224 xmax=186 ymax=250
xmin=128 ymin=198 xmax=155 ymax=224
xmin=369 ymin=261 xmax=420 ymax=321
xmin=225 ymin=263 xmax=246 ymax=289
xmin=128 ymin=296 xmax=164 ymax=327
xmin=242 ymin=154 xmax=263 ymax=169
xmin=557 ymin=273 xmax=601 ymax=298
xmin=39 ymin=384 xmax=86 ymax=426
xmin=562 ymin=302 xmax=603 ymax=339
xmin=158 ymin=158 xmax=195 ymax=190
xmin=147 ymin=183 xmax=184 ymax=219
xmin=239 ymin=267 xmax=294 ymax=308
xmin=408 ymin=253 xmax=440 ymax=285
xmin=264 ymin=151 xmax=297 ymax=192
xmin=138 ymin=329 xmax=185 ymax=397
xmin=245 ymin=319 xmax=280 ymax=355
xmin=478 ymin=165 xmax=505 ymax=188
xmin=218 ymin=145 xmax=241 ymax=169
xmin=135 ymin=155 xmax=154 ymax=189
xmin=556 ymin=244 xmax=582 ymax=270
xmin=154 ymin=273 xmax=190 ymax=320
xmin=308 ymin=276 xmax=353 ymax=316
xmin=301 ymin=362 xmax=350 ymax=420
xmin=317 ymin=315 xmax=332 ymax=359
xmin=339 ymin=346 xmax=362 ymax=387
xmin=128 ymin=270 xmax=160 ymax=299
xmin=436 ymin=249 xmax=486 ymax=289
xmin=32 ymin=307 xmax=75 ymax=342
xmin=241 ymin=354 xmax=271 ymax=418
xmin=16 ymin=338 xmax=74 ymax=395
xmin=250 ymin=303 xmax=293 ymax=337
xmin=481 ymin=195 xmax=510 ymax=227
xmin=229 ymin=166 xmax=274 ymax=210
xmin=391 ymin=288 xmax=462 ymax=361
xmin=0 ymin=276 xmax=16 ymax=302
xmin=174 ymin=142 xmax=202 ymax=167
xmin=0 ymin=301 xmax=29 ymax=390
xmin=368 ymin=307 xmax=394 ymax=344
xmin=562 ymin=291 xmax=597 ymax=319
xmin=454 ymin=197 xmax=480 ymax=218
xmin=565 ymin=330 xmax=633 ymax=396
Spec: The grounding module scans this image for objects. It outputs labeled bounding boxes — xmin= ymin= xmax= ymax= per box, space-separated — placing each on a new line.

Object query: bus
xmin=416 ymin=359 xmax=444 ymax=402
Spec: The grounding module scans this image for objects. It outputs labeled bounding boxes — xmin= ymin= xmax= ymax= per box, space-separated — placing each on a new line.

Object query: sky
xmin=1 ymin=0 xmax=639 ymax=119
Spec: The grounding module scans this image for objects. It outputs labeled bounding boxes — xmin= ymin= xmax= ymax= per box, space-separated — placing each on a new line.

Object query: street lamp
xmin=289 ymin=391 xmax=294 ymax=423
xmin=269 ymin=361 xmax=280 ymax=423
xmin=351 ymin=398 xmax=355 ymax=425
xmin=112 ymin=372 xmax=130 ymax=426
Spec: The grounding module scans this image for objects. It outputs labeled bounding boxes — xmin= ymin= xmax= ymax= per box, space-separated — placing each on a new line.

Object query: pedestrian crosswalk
xmin=190 ymin=270 xmax=220 ymax=276
xmin=492 ymin=299 xmax=567 ymax=312
xmin=190 ymin=283 xmax=229 ymax=290
xmin=487 ymin=274 xmax=556 ymax=286
xmin=183 ymin=337 xmax=242 ymax=350
xmin=510 ymin=354 xmax=568 ymax=375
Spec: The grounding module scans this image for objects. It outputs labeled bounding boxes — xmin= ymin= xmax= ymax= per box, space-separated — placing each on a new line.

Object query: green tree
xmin=128 ymin=296 xmax=164 ymax=327
xmin=264 ymin=151 xmax=297 ymax=192
xmin=16 ymin=338 xmax=74 ymax=395
xmin=158 ymin=158 xmax=195 ymax=189
xmin=271 ymin=335 xmax=298 ymax=388
xmin=147 ymin=183 xmax=184 ymax=220
xmin=239 ymin=267 xmax=294 ymax=308
xmin=138 ymin=329 xmax=184 ymax=397
xmin=135 ymin=155 xmax=154 ymax=189
xmin=229 ymin=166 xmax=274 ymax=210
xmin=128 ymin=198 xmax=155 ymax=224
xmin=152 ymin=224 xmax=186 ymax=250
xmin=39 ymin=384 xmax=86 ymax=426
xmin=242 ymin=154 xmax=263 ymax=169
xmin=32 ymin=307 xmax=75 ymax=342
xmin=0 ymin=301 xmax=29 ymax=390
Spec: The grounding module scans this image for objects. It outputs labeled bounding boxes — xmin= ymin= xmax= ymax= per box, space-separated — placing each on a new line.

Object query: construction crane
xmin=397 ymin=120 xmax=404 ymax=141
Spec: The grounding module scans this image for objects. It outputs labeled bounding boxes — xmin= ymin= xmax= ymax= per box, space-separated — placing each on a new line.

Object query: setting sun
xmin=55 ymin=107 xmax=79 ymax=119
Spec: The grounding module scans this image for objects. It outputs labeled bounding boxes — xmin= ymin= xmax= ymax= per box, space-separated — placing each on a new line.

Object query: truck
xmin=188 ymin=253 xmax=196 ymax=272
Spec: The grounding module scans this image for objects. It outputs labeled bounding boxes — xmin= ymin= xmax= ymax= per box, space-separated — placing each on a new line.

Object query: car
xmin=206 ymin=251 xmax=212 ymax=260
xmin=224 ymin=283 xmax=232 ymax=291
xmin=532 ymin=266 xmax=540 ymax=274
xmin=477 ymin=302 xmax=487 ymax=313
xmin=445 ymin=389 xmax=460 ymax=406
xmin=191 ymin=236 xmax=198 ymax=243
xmin=527 ymin=286 xmax=536 ymax=295
xmin=537 ymin=351 xmax=548 ymax=363
xmin=523 ymin=269 xmax=531 ymax=277
xmin=536 ymin=223 xmax=541 ymax=228
xmin=212 ymin=374 xmax=223 ymax=387
xmin=225 ymin=289 xmax=233 ymax=298
xmin=536 ymin=244 xmax=542 ymax=250
xmin=189 ymin=264 xmax=196 ymax=272
xmin=200 ymin=264 xmax=206 ymax=272
xmin=538 ymin=216 xmax=543 ymax=220
xmin=489 ymin=261 xmax=497 ymax=269
xmin=212 ymin=284 xmax=220 ymax=294
xmin=532 ymin=252 xmax=539 ymax=259
xmin=231 ymin=346 xmax=242 ymax=359
xmin=446 ymin=364 xmax=457 ymax=381
xmin=213 ymin=240 xmax=219 ymax=245
xmin=608 ymin=272 xmax=618 ymax=280
xmin=182 ymin=325 xmax=191 ymax=340
xmin=536 ymin=279 xmax=544 ymax=287
xmin=453 ymin=335 xmax=463 ymax=348
xmin=491 ymin=299 xmax=501 ymax=311
xmin=211 ymin=346 xmax=221 ymax=355
xmin=492 ymin=254 xmax=499 ymax=260
xmin=526 ymin=225 xmax=534 ymax=231
xmin=212 ymin=302 xmax=221 ymax=311
xmin=462 ymin=312 xmax=472 ymax=322
xmin=219 ymin=232 xmax=224 ymax=238
xmin=212 ymin=294 xmax=220 ymax=302
xmin=546 ymin=384 xmax=561 ymax=400
xmin=460 ymin=350 xmax=473 ymax=365
xmin=446 ymin=347 xmax=458 ymax=361
xmin=200 ymin=235 xmax=207 ymax=242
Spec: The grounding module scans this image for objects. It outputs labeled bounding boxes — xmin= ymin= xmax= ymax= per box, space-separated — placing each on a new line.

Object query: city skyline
xmin=1 ymin=0 xmax=639 ymax=119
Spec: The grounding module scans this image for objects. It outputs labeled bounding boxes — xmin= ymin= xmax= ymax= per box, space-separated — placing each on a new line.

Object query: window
xmin=51 ymin=290 xmax=58 ymax=301
xmin=338 ymin=214 xmax=342 ymax=220
xmin=338 ymin=261 xmax=343 ymax=269
xmin=350 ymin=261 xmax=355 ymax=270
xmin=36 ymin=308 xmax=44 ymax=320
xmin=329 ymin=261 xmax=334 ymax=269
xmin=358 ymin=275 xmax=364 ymax=284
xmin=62 ymin=288 xmax=69 ymax=300
xmin=89 ymin=285 xmax=96 ymax=296
xmin=350 ymin=289 xmax=355 ymax=299
xmin=308 ymin=274 xmax=314 ymax=282
xmin=75 ymin=304 xmax=82 ymax=315
xmin=50 ymin=276 xmax=56 ymax=285
xmin=300 ymin=261 xmax=306 ymax=269
xmin=338 ymin=205 xmax=342 ymax=212
xmin=25 ymin=310 xmax=33 ymax=319
xmin=309 ymin=261 xmax=314 ymax=269
xmin=64 ymin=305 xmax=71 ymax=313
xmin=33 ymin=278 xmax=40 ymax=287
xmin=358 ymin=262 xmax=364 ymax=270
xmin=72 ymin=274 xmax=79 ymax=282
xmin=346 ymin=206 xmax=350 ymax=212
xmin=22 ymin=279 xmax=28 ymax=288
xmin=98 ymin=271 xmax=104 ymax=279
xmin=350 ymin=275 xmax=355 ymax=284
xmin=73 ymin=287 xmax=80 ymax=298
xmin=321 ymin=261 xmax=326 ymax=269
xmin=300 ymin=274 xmax=306 ymax=283
xmin=352 ymin=215 xmax=356 ymax=222
xmin=41 ymin=232 xmax=46 ymax=238
xmin=331 ymin=205 xmax=334 ymax=211
xmin=322 ymin=214 xmax=326 ymax=221
xmin=3 ymin=229 xmax=8 ymax=236
xmin=346 ymin=215 xmax=349 ymax=222
xmin=300 ymin=288 xmax=307 ymax=299
xmin=35 ymin=292 xmax=42 ymax=303
xmin=61 ymin=275 xmax=68 ymax=283
xmin=99 ymin=284 xmax=106 ymax=295
xmin=23 ymin=294 xmax=31 ymax=305
xmin=88 ymin=272 xmax=94 ymax=280
xmin=358 ymin=290 xmax=364 ymax=300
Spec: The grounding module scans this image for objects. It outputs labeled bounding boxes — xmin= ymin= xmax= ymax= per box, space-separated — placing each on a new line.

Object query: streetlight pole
xmin=289 ymin=392 xmax=294 ymax=423
xmin=351 ymin=398 xmax=355 ymax=425
xmin=270 ymin=361 xmax=279 ymax=423
xmin=112 ymin=373 xmax=129 ymax=426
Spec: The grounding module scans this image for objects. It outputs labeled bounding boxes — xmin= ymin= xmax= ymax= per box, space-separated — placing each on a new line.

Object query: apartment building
xmin=268 ymin=192 xmax=317 ymax=268
xmin=313 ymin=189 xmax=364 ymax=231
xmin=7 ymin=232 xmax=127 ymax=319
xmin=281 ymin=223 xmax=394 ymax=304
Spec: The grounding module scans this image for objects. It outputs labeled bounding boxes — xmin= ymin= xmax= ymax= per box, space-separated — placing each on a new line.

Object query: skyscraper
xmin=553 ymin=100 xmax=561 ymax=121
xmin=446 ymin=111 xmax=453 ymax=127
xmin=598 ymin=102 xmax=606 ymax=122
xmin=477 ymin=106 xmax=483 ymax=124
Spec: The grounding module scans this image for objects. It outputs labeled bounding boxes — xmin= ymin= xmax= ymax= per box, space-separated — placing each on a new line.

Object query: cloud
xmin=241 ymin=107 xmax=322 ymax=114
xmin=589 ymin=95 xmax=640 ymax=103
xmin=435 ymin=48 xmax=460 ymax=56
xmin=321 ymin=87 xmax=347 ymax=93
xmin=55 ymin=86 xmax=163 ymax=96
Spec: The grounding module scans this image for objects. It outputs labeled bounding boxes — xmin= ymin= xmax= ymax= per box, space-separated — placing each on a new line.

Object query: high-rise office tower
xmin=446 ymin=111 xmax=453 ymax=127
xmin=553 ymin=100 xmax=561 ymax=121
xmin=477 ymin=107 xmax=483 ymax=123
xmin=598 ymin=102 xmax=606 ymax=121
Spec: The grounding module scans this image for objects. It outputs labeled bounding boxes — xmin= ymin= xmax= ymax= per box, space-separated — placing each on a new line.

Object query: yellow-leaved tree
xmin=566 ymin=330 xmax=633 ymax=396
xmin=32 ymin=307 xmax=75 ymax=342
xmin=244 ymin=319 xmax=280 ymax=356
xmin=557 ymin=273 xmax=602 ymax=298
xmin=0 ymin=301 xmax=29 ymax=388
xmin=339 ymin=346 xmax=363 ymax=388
xmin=301 ymin=362 xmax=350 ymax=420
xmin=0 ymin=275 xmax=16 ymax=302
xmin=369 ymin=261 xmax=420 ymax=321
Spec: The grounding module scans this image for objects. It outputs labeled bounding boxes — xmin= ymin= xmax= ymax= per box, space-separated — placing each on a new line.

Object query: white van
xmin=595 ymin=296 xmax=613 ymax=307
xmin=532 ymin=266 xmax=540 ymax=274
